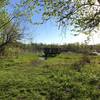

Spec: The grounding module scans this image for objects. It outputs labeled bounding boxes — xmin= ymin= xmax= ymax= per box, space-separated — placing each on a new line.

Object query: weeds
xmin=0 ymin=53 xmax=100 ymax=99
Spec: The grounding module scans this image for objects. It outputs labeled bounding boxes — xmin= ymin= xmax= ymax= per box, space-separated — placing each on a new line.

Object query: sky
xmin=7 ymin=0 xmax=100 ymax=45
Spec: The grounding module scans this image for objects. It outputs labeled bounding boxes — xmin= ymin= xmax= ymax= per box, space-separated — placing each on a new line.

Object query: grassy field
xmin=0 ymin=53 xmax=100 ymax=100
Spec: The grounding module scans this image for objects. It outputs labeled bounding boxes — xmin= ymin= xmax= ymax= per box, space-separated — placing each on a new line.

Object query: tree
xmin=0 ymin=0 xmax=23 ymax=55
xmin=16 ymin=0 xmax=100 ymax=34
xmin=1 ymin=0 xmax=100 ymax=34
xmin=0 ymin=5 xmax=21 ymax=55
xmin=0 ymin=22 xmax=21 ymax=55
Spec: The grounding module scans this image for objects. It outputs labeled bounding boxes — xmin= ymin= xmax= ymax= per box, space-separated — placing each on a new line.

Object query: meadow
xmin=0 ymin=52 xmax=100 ymax=100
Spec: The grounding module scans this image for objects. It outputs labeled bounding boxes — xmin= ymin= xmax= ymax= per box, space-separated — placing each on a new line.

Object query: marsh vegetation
xmin=0 ymin=46 xmax=100 ymax=100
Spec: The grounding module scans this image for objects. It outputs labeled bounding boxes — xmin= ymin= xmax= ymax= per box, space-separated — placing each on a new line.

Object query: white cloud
xmin=59 ymin=31 xmax=100 ymax=45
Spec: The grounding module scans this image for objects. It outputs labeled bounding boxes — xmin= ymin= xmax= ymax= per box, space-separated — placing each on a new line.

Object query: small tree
xmin=0 ymin=14 xmax=21 ymax=55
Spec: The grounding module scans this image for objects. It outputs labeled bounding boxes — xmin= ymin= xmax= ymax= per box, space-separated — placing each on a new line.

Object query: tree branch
xmin=0 ymin=16 xmax=15 ymax=30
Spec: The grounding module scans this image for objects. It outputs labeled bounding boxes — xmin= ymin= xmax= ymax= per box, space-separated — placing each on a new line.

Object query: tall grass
xmin=0 ymin=53 xmax=100 ymax=99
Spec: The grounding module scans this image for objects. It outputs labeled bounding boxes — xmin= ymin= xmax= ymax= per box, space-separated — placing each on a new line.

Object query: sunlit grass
xmin=0 ymin=53 xmax=100 ymax=99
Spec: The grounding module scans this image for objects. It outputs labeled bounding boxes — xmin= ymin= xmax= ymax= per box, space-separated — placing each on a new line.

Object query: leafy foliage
xmin=0 ymin=0 xmax=9 ymax=8
xmin=15 ymin=0 xmax=100 ymax=34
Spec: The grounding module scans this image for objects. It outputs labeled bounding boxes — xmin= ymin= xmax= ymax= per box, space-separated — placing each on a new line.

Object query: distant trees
xmin=22 ymin=43 xmax=99 ymax=54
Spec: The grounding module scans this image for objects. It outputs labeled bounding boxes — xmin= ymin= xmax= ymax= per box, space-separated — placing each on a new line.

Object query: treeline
xmin=1 ymin=42 xmax=100 ymax=57
xmin=17 ymin=42 xmax=100 ymax=54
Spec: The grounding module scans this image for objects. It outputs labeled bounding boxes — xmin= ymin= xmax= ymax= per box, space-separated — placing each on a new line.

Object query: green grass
xmin=0 ymin=53 xmax=100 ymax=100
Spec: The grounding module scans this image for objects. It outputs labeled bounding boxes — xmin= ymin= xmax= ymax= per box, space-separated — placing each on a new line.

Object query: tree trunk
xmin=0 ymin=42 xmax=9 ymax=56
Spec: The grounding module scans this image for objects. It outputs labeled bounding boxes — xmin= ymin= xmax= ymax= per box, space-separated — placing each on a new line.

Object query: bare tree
xmin=0 ymin=22 xmax=21 ymax=55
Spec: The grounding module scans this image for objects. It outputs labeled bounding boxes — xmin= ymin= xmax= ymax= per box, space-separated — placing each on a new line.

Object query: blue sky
xmin=7 ymin=0 xmax=100 ymax=45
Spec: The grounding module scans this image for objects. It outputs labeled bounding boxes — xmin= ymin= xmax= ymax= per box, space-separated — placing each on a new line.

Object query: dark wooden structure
xmin=43 ymin=47 xmax=61 ymax=59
